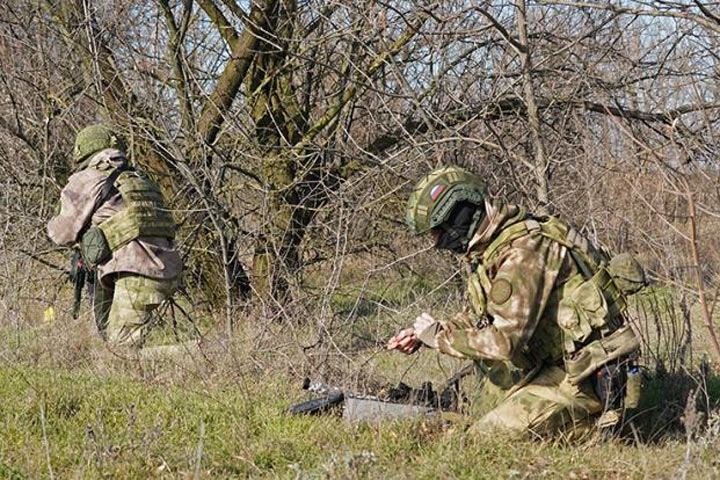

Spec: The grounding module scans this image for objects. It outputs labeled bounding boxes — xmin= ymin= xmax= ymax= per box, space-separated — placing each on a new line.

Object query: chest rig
xmin=467 ymin=216 xmax=642 ymax=385
xmin=81 ymin=167 xmax=176 ymax=267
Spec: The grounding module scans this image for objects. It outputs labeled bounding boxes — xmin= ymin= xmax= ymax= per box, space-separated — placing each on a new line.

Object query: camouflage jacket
xmin=418 ymin=201 xmax=587 ymax=371
xmin=47 ymin=149 xmax=182 ymax=286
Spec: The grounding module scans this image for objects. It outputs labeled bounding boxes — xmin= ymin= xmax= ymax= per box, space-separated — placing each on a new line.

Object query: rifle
xmin=68 ymin=249 xmax=93 ymax=319
xmin=288 ymin=374 xmax=467 ymax=421
xmin=287 ymin=379 xmax=346 ymax=415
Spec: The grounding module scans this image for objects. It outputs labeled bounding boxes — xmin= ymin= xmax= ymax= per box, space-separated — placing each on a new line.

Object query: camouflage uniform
xmin=48 ymin=139 xmax=182 ymax=347
xmin=408 ymin=168 xmax=642 ymax=436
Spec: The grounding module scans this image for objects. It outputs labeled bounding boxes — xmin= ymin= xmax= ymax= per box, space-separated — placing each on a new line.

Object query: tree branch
xmin=159 ymin=0 xmax=195 ymax=132
xmin=475 ymin=6 xmax=525 ymax=54
xmin=687 ymin=185 xmax=720 ymax=364
xmin=290 ymin=8 xmax=432 ymax=157
xmin=538 ymin=0 xmax=720 ymax=34
xmin=515 ymin=0 xmax=550 ymax=211
xmin=365 ymin=97 xmax=720 ymax=155
xmin=197 ymin=0 xmax=278 ymax=148
xmin=197 ymin=0 xmax=241 ymax=50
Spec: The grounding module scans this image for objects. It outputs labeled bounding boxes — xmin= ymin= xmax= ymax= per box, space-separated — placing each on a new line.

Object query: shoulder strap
xmin=99 ymin=164 xmax=131 ymax=205
xmin=481 ymin=218 xmax=541 ymax=265
xmin=481 ymin=216 xmax=606 ymax=278
xmin=79 ymin=164 xmax=131 ymax=241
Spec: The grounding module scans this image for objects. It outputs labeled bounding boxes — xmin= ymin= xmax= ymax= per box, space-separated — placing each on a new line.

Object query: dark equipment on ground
xmin=289 ymin=365 xmax=473 ymax=421
xmin=592 ymin=357 xmax=643 ymax=412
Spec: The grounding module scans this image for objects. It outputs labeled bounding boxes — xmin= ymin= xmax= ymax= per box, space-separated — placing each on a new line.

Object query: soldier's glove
xmin=413 ymin=312 xmax=440 ymax=349
xmin=413 ymin=312 xmax=436 ymax=333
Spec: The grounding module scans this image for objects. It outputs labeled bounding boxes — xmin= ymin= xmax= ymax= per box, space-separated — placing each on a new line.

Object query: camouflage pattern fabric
xmin=416 ymin=200 xmax=612 ymax=434
xmin=427 ymin=201 xmax=572 ymax=365
xmin=93 ymin=274 xmax=114 ymax=339
xmin=99 ymin=170 xmax=176 ymax=252
xmin=106 ymin=273 xmax=179 ymax=347
xmin=47 ymin=148 xmax=182 ymax=287
xmin=469 ymin=365 xmax=602 ymax=437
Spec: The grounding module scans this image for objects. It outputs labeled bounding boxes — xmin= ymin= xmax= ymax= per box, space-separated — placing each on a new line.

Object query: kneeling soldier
xmin=48 ymin=125 xmax=182 ymax=347
xmin=389 ymin=166 xmax=644 ymax=436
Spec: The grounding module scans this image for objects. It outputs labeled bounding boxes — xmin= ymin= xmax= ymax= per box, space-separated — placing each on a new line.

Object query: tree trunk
xmin=250 ymin=5 xmax=432 ymax=304
xmin=516 ymin=0 xmax=551 ymax=214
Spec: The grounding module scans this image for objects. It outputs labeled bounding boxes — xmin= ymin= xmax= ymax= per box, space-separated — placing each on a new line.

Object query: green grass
xmin=0 ymin=358 xmax=718 ymax=479
xmin=3 ymin=273 xmax=720 ymax=479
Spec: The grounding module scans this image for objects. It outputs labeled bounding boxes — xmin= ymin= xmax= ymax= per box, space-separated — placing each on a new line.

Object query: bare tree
xmin=1 ymin=1 xmax=719 ymax=357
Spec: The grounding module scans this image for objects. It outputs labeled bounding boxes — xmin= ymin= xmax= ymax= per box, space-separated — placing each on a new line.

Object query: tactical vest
xmin=81 ymin=168 xmax=176 ymax=267
xmin=470 ymin=216 xmax=643 ymax=385
xmin=99 ymin=170 xmax=176 ymax=251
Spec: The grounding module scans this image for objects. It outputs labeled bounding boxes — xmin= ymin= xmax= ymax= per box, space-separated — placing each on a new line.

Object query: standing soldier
xmin=388 ymin=166 xmax=645 ymax=436
xmin=48 ymin=125 xmax=182 ymax=347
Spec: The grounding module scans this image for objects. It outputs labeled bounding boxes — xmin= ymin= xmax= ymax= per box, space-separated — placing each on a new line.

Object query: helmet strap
xmin=466 ymin=205 xmax=485 ymax=242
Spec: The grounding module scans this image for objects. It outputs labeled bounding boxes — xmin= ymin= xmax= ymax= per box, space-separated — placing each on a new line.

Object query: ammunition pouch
xmin=607 ymin=252 xmax=646 ymax=296
xmin=81 ymin=226 xmax=112 ymax=268
xmin=557 ymin=267 xmax=626 ymax=353
xmin=624 ymin=366 xmax=644 ymax=409
xmin=565 ymin=325 xmax=640 ymax=385
xmin=557 ymin=272 xmax=608 ymax=347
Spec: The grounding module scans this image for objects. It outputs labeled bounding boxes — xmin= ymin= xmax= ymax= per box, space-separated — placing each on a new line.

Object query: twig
xmin=20 ymin=249 xmax=66 ymax=273
xmin=194 ymin=420 xmax=205 ymax=479
xmin=686 ymin=186 xmax=720 ymax=364
xmin=39 ymin=398 xmax=55 ymax=480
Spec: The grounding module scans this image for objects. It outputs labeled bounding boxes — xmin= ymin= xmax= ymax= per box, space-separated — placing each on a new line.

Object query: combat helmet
xmin=73 ymin=124 xmax=121 ymax=168
xmin=406 ymin=166 xmax=487 ymax=235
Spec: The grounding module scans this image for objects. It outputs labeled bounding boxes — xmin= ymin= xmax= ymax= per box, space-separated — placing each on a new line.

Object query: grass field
xmin=0 ymin=359 xmax=718 ymax=479
xmin=1 ymin=279 xmax=719 ymax=479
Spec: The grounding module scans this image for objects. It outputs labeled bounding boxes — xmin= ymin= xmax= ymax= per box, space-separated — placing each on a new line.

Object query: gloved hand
xmin=413 ymin=312 xmax=436 ymax=336
xmin=387 ymin=312 xmax=438 ymax=354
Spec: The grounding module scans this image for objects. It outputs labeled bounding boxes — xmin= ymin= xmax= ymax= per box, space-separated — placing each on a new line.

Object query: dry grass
xmin=0 ymin=282 xmax=719 ymax=479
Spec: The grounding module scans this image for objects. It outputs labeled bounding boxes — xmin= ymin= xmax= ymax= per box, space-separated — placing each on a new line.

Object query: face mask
xmin=433 ymin=202 xmax=483 ymax=253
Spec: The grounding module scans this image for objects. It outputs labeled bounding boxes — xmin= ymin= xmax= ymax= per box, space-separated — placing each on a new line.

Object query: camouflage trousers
xmin=93 ymin=273 xmax=180 ymax=347
xmin=466 ymin=364 xmax=603 ymax=438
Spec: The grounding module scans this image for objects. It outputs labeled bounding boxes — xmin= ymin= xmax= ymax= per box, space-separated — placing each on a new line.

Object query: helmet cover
xmin=73 ymin=124 xmax=120 ymax=167
xmin=405 ymin=166 xmax=487 ymax=235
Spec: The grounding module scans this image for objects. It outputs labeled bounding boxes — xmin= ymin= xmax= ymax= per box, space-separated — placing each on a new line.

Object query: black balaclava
xmin=434 ymin=201 xmax=484 ymax=253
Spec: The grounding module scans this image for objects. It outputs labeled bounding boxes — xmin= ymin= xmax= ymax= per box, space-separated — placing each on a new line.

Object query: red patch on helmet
xmin=430 ymin=184 xmax=445 ymax=201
